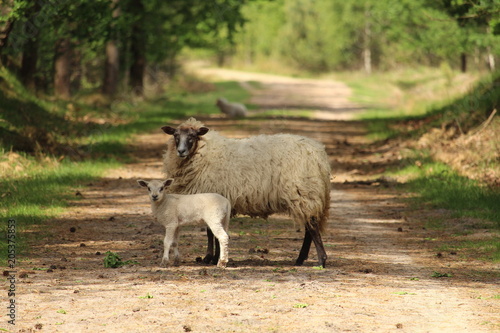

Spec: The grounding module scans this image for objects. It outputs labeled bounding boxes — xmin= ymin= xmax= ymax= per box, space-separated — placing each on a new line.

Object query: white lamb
xmin=137 ymin=178 xmax=231 ymax=268
xmin=161 ymin=117 xmax=331 ymax=267
xmin=216 ymin=97 xmax=248 ymax=117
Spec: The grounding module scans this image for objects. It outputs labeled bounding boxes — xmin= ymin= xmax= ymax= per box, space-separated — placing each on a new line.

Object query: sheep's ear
xmin=197 ymin=127 xmax=209 ymax=136
xmin=137 ymin=180 xmax=148 ymax=187
xmin=161 ymin=126 xmax=176 ymax=135
xmin=164 ymin=178 xmax=174 ymax=187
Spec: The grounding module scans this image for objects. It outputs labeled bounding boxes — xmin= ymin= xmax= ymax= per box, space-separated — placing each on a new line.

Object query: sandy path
xmin=193 ymin=66 xmax=365 ymax=120
xmin=11 ymin=68 xmax=499 ymax=333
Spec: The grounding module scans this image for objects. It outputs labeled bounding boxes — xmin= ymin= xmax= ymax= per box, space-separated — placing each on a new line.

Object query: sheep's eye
xmin=159 ymin=187 xmax=163 ymax=192
xmin=147 ymin=187 xmax=151 ymax=191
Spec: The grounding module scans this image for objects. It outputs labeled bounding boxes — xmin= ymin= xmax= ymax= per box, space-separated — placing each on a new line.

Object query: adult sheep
xmin=216 ymin=97 xmax=248 ymax=117
xmin=161 ymin=117 xmax=331 ymax=267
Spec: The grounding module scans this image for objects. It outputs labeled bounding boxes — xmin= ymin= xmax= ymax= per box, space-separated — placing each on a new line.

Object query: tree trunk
xmin=102 ymin=0 xmax=121 ymax=96
xmin=20 ymin=37 xmax=38 ymax=91
xmin=19 ymin=1 xmax=41 ymax=91
xmin=54 ymin=38 xmax=72 ymax=99
xmin=487 ymin=53 xmax=495 ymax=72
xmin=363 ymin=3 xmax=372 ymax=75
xmin=129 ymin=0 xmax=145 ymax=96
xmin=103 ymin=40 xmax=120 ymax=96
xmin=0 ymin=20 xmax=14 ymax=52
xmin=460 ymin=52 xmax=467 ymax=73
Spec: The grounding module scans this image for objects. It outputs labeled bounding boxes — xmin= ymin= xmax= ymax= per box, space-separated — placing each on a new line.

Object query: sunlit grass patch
xmin=0 ymin=158 xmax=118 ymax=263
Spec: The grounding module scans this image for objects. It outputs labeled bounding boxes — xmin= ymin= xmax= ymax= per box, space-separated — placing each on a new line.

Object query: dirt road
xmin=12 ymin=69 xmax=499 ymax=332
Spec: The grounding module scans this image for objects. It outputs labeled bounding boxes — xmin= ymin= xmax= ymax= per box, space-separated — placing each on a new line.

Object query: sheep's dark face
xmin=161 ymin=126 xmax=209 ymax=158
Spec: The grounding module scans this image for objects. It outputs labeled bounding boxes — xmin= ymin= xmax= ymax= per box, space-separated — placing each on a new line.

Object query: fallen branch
xmin=464 ymin=108 xmax=497 ymax=143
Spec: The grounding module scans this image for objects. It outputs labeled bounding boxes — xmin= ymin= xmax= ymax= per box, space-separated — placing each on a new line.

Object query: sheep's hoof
xmin=202 ymin=254 xmax=213 ymax=264
xmin=294 ymin=257 xmax=307 ymax=266
xmin=202 ymin=254 xmax=218 ymax=265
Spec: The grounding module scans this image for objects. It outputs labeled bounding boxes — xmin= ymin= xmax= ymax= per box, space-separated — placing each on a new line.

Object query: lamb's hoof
xmin=160 ymin=259 xmax=169 ymax=268
xmin=217 ymin=260 xmax=228 ymax=268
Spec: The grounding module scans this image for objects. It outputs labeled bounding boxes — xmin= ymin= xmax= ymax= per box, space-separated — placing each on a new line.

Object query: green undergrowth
xmin=343 ymin=68 xmax=500 ymax=262
xmin=341 ymin=68 xmax=497 ymax=141
xmin=0 ymin=66 xmax=248 ymax=264
xmin=391 ymin=158 xmax=500 ymax=261
xmin=395 ymin=161 xmax=500 ymax=224
xmin=0 ymin=158 xmax=118 ymax=261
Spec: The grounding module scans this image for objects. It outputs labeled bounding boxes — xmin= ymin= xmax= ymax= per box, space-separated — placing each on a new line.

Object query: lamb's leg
xmin=161 ymin=226 xmax=177 ymax=267
xmin=203 ymin=228 xmax=215 ymax=264
xmin=172 ymin=227 xmax=181 ymax=266
xmin=295 ymin=228 xmax=312 ymax=266
xmin=308 ymin=217 xmax=327 ymax=268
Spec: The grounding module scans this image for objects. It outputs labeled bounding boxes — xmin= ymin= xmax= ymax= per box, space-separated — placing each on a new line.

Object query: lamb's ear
xmin=137 ymin=180 xmax=148 ymax=187
xmin=161 ymin=126 xmax=176 ymax=135
xmin=163 ymin=178 xmax=174 ymax=187
xmin=197 ymin=127 xmax=209 ymax=136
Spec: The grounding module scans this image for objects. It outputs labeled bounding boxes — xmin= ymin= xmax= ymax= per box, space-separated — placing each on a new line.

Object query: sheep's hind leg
xmin=202 ymin=228 xmax=220 ymax=265
xmin=295 ymin=218 xmax=327 ymax=268
xmin=295 ymin=229 xmax=312 ymax=266
xmin=309 ymin=217 xmax=327 ymax=267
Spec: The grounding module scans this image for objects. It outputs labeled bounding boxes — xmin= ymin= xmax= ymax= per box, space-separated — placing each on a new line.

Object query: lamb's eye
xmin=147 ymin=187 xmax=151 ymax=191
xmin=159 ymin=187 xmax=163 ymax=192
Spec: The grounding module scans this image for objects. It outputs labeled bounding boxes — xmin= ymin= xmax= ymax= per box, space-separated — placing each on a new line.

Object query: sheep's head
xmin=161 ymin=123 xmax=209 ymax=158
xmin=137 ymin=179 xmax=174 ymax=202
xmin=215 ymin=97 xmax=226 ymax=107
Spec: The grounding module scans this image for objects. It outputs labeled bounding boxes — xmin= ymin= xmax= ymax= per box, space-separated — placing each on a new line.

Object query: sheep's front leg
xmin=203 ymin=228 xmax=215 ymax=264
xmin=161 ymin=226 xmax=178 ymax=267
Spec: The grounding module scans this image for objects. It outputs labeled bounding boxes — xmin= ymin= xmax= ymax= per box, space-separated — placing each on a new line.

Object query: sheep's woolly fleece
xmin=216 ymin=97 xmax=248 ymax=117
xmin=163 ymin=117 xmax=331 ymax=232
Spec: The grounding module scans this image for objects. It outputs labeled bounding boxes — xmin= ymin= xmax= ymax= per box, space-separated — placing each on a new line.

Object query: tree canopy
xmin=0 ymin=0 xmax=498 ymax=97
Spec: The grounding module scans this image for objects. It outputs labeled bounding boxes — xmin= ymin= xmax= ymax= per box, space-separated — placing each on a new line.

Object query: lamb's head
xmin=215 ymin=97 xmax=227 ymax=107
xmin=161 ymin=118 xmax=209 ymax=158
xmin=138 ymin=179 xmax=174 ymax=202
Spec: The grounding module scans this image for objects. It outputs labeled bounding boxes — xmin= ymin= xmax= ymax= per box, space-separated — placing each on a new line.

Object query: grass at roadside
xmin=386 ymin=151 xmax=500 ymax=262
xmin=0 ymin=68 xmax=249 ymax=264
xmin=392 ymin=159 xmax=500 ymax=225
xmin=337 ymin=68 xmax=500 ymax=262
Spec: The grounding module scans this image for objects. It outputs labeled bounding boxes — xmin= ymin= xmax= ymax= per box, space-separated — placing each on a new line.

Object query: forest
xmin=0 ymin=0 xmax=498 ymax=100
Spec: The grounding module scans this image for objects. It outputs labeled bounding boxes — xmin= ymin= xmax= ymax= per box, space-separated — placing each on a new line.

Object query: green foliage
xmin=398 ymin=161 xmax=500 ymax=224
xmin=431 ymin=271 xmax=453 ymax=278
xmin=103 ymin=251 xmax=138 ymax=268
xmin=0 ymin=157 xmax=115 ymax=265
xmin=428 ymin=71 xmax=500 ymax=132
xmin=293 ymin=303 xmax=308 ymax=308
xmin=232 ymin=0 xmax=499 ymax=72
